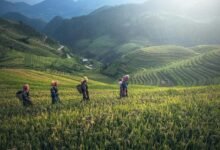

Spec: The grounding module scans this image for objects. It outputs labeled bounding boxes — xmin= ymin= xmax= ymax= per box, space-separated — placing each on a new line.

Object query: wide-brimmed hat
xmin=123 ymin=75 xmax=130 ymax=81
xmin=23 ymin=84 xmax=30 ymax=91
xmin=51 ymin=80 xmax=58 ymax=86
xmin=81 ymin=76 xmax=89 ymax=82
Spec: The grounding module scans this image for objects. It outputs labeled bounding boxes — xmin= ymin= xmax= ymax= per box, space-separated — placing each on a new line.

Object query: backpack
xmin=76 ymin=84 xmax=82 ymax=94
xmin=16 ymin=90 xmax=23 ymax=101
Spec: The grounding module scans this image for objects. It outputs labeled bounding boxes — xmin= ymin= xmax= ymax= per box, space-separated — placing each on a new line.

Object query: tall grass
xmin=0 ymin=69 xmax=219 ymax=149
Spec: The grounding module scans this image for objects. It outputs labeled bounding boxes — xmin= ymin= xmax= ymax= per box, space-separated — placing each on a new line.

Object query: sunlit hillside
xmin=0 ymin=0 xmax=220 ymax=149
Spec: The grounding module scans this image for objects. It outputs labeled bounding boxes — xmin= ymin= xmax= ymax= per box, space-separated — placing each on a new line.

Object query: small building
xmin=82 ymin=58 xmax=89 ymax=62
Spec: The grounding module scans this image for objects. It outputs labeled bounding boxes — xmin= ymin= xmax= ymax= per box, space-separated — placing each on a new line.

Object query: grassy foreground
xmin=0 ymin=69 xmax=219 ymax=149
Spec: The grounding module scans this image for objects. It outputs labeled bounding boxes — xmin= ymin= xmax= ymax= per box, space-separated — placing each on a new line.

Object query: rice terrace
xmin=0 ymin=0 xmax=220 ymax=149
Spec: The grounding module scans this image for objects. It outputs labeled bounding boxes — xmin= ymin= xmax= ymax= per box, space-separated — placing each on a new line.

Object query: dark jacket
xmin=22 ymin=91 xmax=32 ymax=106
xmin=51 ymin=86 xmax=58 ymax=98
xmin=81 ymin=81 xmax=90 ymax=100
xmin=81 ymin=81 xmax=88 ymax=92
xmin=22 ymin=91 xmax=30 ymax=102
xmin=121 ymin=81 xmax=128 ymax=90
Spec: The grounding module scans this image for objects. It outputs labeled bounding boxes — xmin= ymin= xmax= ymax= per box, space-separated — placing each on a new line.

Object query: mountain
xmin=102 ymin=44 xmax=220 ymax=82
xmin=1 ymin=0 xmax=219 ymax=21
xmin=0 ymin=18 xmax=60 ymax=56
xmin=0 ymin=18 xmax=111 ymax=81
xmin=0 ymin=0 xmax=30 ymax=15
xmin=0 ymin=0 xmax=77 ymax=20
xmin=43 ymin=16 xmax=64 ymax=37
xmin=43 ymin=0 xmax=220 ymax=79
xmin=1 ymin=0 xmax=220 ymax=84
xmin=102 ymin=45 xmax=198 ymax=77
xmin=0 ymin=0 xmax=146 ymax=21
xmin=130 ymin=46 xmax=220 ymax=86
xmin=44 ymin=2 xmax=220 ymax=61
xmin=2 ymin=12 xmax=47 ymax=31
xmin=0 ymin=18 xmax=86 ymax=73
xmin=29 ymin=0 xmax=79 ymax=20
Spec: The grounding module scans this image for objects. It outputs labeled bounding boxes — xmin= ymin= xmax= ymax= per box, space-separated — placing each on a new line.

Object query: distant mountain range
xmin=0 ymin=0 xmax=30 ymax=15
xmin=1 ymin=0 xmax=220 ymax=57
xmin=2 ymin=12 xmax=46 ymax=31
xmin=0 ymin=0 xmax=146 ymax=21
xmin=43 ymin=0 xmax=220 ymax=62
xmin=1 ymin=18 xmax=220 ymax=85
xmin=1 ymin=0 xmax=220 ymax=80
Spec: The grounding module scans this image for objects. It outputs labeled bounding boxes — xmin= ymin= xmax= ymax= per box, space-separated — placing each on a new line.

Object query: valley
xmin=0 ymin=0 xmax=220 ymax=149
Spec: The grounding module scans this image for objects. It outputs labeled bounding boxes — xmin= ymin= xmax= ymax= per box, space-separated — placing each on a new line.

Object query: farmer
xmin=118 ymin=79 xmax=123 ymax=98
xmin=121 ymin=75 xmax=129 ymax=97
xmin=81 ymin=76 xmax=90 ymax=101
xmin=21 ymin=84 xmax=33 ymax=106
xmin=50 ymin=81 xmax=60 ymax=104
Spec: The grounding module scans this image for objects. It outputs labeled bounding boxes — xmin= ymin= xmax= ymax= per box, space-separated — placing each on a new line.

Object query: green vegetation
xmin=100 ymin=44 xmax=220 ymax=86
xmin=2 ymin=12 xmax=47 ymax=32
xmin=0 ymin=18 xmax=60 ymax=57
xmin=0 ymin=69 xmax=219 ymax=149
xmin=1 ymin=2 xmax=220 ymax=149
xmin=0 ymin=18 xmax=115 ymax=83
xmin=45 ymin=2 xmax=220 ymax=60
xmin=103 ymin=45 xmax=198 ymax=77
xmin=0 ymin=50 xmax=82 ymax=72
xmin=131 ymin=47 xmax=220 ymax=86
xmin=73 ymin=36 xmax=117 ymax=59
xmin=1 ymin=18 xmax=220 ymax=86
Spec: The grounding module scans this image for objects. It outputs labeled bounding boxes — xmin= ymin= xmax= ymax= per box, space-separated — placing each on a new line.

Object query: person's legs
xmin=86 ymin=90 xmax=90 ymax=100
xmin=23 ymin=100 xmax=32 ymax=106
xmin=23 ymin=100 xmax=27 ymax=106
xmin=27 ymin=100 xmax=33 ymax=105
xmin=52 ymin=97 xmax=56 ymax=104
xmin=120 ymin=88 xmax=123 ymax=98
xmin=122 ymin=88 xmax=126 ymax=97
xmin=82 ymin=91 xmax=87 ymax=100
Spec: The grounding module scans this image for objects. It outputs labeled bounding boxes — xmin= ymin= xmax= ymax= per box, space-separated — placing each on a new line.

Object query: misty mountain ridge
xmin=2 ymin=12 xmax=47 ymax=31
xmin=0 ymin=0 xmax=146 ymax=20
xmin=45 ymin=2 xmax=220 ymax=46
xmin=0 ymin=0 xmax=220 ymax=82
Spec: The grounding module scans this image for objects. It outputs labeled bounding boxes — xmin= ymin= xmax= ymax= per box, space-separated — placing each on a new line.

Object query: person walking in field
xmin=121 ymin=75 xmax=129 ymax=97
xmin=16 ymin=84 xmax=33 ymax=106
xmin=50 ymin=81 xmax=60 ymax=104
xmin=118 ymin=79 xmax=123 ymax=98
xmin=81 ymin=76 xmax=90 ymax=101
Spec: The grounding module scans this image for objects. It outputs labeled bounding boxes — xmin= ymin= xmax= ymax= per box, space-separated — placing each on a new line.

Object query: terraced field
xmin=0 ymin=69 xmax=219 ymax=149
xmin=1 ymin=18 xmax=220 ymax=149
xmin=125 ymin=46 xmax=197 ymax=68
xmin=131 ymin=48 xmax=220 ymax=86
xmin=103 ymin=45 xmax=199 ymax=77
xmin=0 ymin=50 xmax=83 ymax=72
